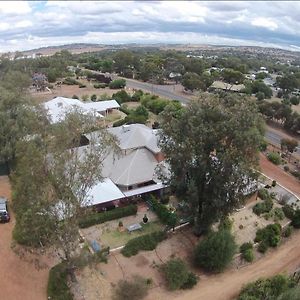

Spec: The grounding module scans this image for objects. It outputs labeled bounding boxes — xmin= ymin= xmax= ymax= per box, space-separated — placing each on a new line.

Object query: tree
xmin=182 ymin=72 xmax=202 ymax=91
xmin=222 ymin=68 xmax=244 ymax=86
xmin=290 ymin=96 xmax=300 ymax=106
xmin=281 ymin=138 xmax=298 ymax=154
xmin=12 ymin=109 xmax=118 ymax=277
xmin=194 ymin=229 xmax=236 ymax=272
xmin=159 ymin=94 xmax=264 ymax=234
xmin=0 ymin=71 xmax=33 ymax=172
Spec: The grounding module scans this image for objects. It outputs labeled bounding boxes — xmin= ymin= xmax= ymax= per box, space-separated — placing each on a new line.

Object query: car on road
xmin=0 ymin=197 xmax=10 ymax=223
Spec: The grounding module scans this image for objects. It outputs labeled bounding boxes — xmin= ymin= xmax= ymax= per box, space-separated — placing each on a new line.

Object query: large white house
xmin=82 ymin=124 xmax=168 ymax=208
xmin=43 ymin=96 xmax=120 ymax=124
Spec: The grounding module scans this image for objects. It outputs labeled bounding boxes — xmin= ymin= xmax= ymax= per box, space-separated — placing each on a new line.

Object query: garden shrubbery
xmin=114 ymin=275 xmax=149 ymax=300
xmin=162 ymin=258 xmax=198 ymax=290
xmin=149 ymin=196 xmax=178 ymax=227
xmin=253 ymin=198 xmax=273 ymax=216
xmin=109 ymin=79 xmax=126 ymax=89
xmin=121 ymin=231 xmax=167 ymax=257
xmin=194 ymin=229 xmax=236 ymax=272
xmin=291 ymin=209 xmax=300 ymax=228
xmin=47 ymin=263 xmax=73 ymax=300
xmin=267 ymin=152 xmax=281 ymax=165
xmin=282 ymin=205 xmax=295 ymax=220
xmin=255 ymin=223 xmax=282 ymax=252
xmin=63 ymin=77 xmax=81 ymax=85
xmin=238 ymin=274 xmax=297 ymax=300
xmin=78 ymin=205 xmax=137 ymax=228
xmin=240 ymin=242 xmax=254 ymax=262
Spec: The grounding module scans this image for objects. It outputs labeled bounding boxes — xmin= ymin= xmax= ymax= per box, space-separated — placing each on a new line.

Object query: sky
xmin=1 ymin=1 xmax=300 ymax=52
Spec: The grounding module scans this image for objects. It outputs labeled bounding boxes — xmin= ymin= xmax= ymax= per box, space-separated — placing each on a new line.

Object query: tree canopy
xmin=159 ymin=93 xmax=264 ymax=234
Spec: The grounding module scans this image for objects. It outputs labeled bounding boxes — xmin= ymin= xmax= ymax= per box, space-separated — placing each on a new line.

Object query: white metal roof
xmin=86 ymin=178 xmax=125 ymax=206
xmin=123 ymin=182 xmax=165 ymax=197
xmin=84 ymin=100 xmax=120 ymax=112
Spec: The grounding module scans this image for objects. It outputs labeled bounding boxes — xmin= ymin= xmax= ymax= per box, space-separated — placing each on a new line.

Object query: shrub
xmin=253 ymin=198 xmax=273 ymax=215
xmin=72 ymin=95 xmax=79 ymax=99
xmin=283 ymin=165 xmax=290 ymax=172
xmin=112 ymin=90 xmax=131 ymax=104
xmin=90 ymin=94 xmax=97 ymax=101
xmin=243 ymin=248 xmax=254 ymax=262
xmin=149 ymin=196 xmax=178 ymax=227
xmin=218 ymin=216 xmax=233 ymax=231
xmin=258 ymin=241 xmax=268 ymax=253
xmin=79 ymin=83 xmax=86 ymax=88
xmin=78 ymin=205 xmax=137 ymax=228
xmin=194 ymin=229 xmax=236 ymax=272
xmin=291 ymin=210 xmax=300 ymax=228
xmin=121 ymin=231 xmax=167 ymax=257
xmin=113 ymin=119 xmax=127 ymax=127
xmin=272 ymin=180 xmax=277 ymax=187
xmin=93 ymin=83 xmax=106 ymax=89
xmin=267 ymin=152 xmax=281 ymax=165
xmin=113 ymin=275 xmax=149 ymax=300
xmin=259 ymin=140 xmax=268 ymax=152
xmin=163 ymin=258 xmax=189 ymax=290
xmin=258 ymin=189 xmax=270 ymax=200
xmin=240 ymin=242 xmax=254 ymax=262
xmin=181 ymin=272 xmax=198 ymax=289
xmin=278 ymin=287 xmax=300 ymax=300
xmin=238 ymin=274 xmax=296 ymax=300
xmin=273 ymin=207 xmax=285 ymax=222
xmin=290 ymin=170 xmax=300 ymax=179
xmin=162 ymin=258 xmax=198 ymax=290
xmin=282 ymin=205 xmax=294 ymax=220
xmin=63 ymin=77 xmax=80 ymax=85
xmin=283 ymin=226 xmax=293 ymax=238
xmin=47 ymin=263 xmax=73 ymax=300
xmin=255 ymin=223 xmax=282 ymax=250
xmin=109 ymin=79 xmax=126 ymax=89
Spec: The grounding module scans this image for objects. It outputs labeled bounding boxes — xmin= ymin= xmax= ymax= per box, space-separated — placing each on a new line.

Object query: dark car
xmin=0 ymin=197 xmax=10 ymax=223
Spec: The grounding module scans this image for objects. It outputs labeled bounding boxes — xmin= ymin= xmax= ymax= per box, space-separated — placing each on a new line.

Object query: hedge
xmin=78 ymin=205 xmax=137 ymax=228
xmin=121 ymin=231 xmax=167 ymax=257
xmin=148 ymin=196 xmax=177 ymax=227
xmin=47 ymin=263 xmax=73 ymax=300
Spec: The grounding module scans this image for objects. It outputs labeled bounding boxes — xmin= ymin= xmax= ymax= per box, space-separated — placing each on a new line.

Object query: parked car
xmin=0 ymin=197 xmax=10 ymax=223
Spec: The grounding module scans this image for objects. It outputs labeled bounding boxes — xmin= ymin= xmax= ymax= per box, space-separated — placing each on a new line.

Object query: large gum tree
xmin=159 ymin=93 xmax=265 ymax=235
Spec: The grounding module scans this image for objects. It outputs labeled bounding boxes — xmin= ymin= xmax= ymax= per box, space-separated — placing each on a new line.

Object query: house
xmin=82 ymin=124 xmax=168 ymax=209
xmin=210 ymin=81 xmax=245 ymax=93
xmin=43 ymin=97 xmax=120 ymax=123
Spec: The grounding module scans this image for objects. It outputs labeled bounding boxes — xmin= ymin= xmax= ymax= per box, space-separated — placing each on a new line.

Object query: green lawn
xmin=100 ymin=221 xmax=164 ymax=248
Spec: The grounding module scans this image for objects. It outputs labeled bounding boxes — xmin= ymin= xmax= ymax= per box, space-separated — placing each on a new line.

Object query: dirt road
xmin=259 ymin=153 xmax=300 ymax=198
xmin=148 ymin=229 xmax=300 ymax=300
xmin=0 ymin=176 xmax=50 ymax=300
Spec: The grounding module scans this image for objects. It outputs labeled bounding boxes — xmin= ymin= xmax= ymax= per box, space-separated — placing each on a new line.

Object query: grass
xmin=100 ymin=221 xmax=163 ymax=248
xmin=104 ymin=110 xmax=125 ymax=123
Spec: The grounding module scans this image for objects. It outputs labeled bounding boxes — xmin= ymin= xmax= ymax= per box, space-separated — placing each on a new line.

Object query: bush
xmin=282 ymin=204 xmax=295 ymax=220
xmin=272 ymin=180 xmax=277 ymax=187
xmin=273 ymin=207 xmax=285 ymax=222
xmin=78 ymin=205 xmax=137 ymax=228
xmin=121 ymin=231 xmax=167 ymax=257
xmin=256 ymin=91 xmax=265 ymax=101
xmin=162 ymin=258 xmax=198 ymax=290
xmin=243 ymin=248 xmax=254 ymax=262
xmin=253 ymin=198 xmax=273 ymax=215
xmin=291 ymin=210 xmax=300 ymax=228
xmin=238 ymin=274 xmax=296 ymax=300
xmin=114 ymin=275 xmax=149 ymax=300
xmin=113 ymin=119 xmax=127 ymax=127
xmin=149 ymin=196 xmax=178 ymax=227
xmin=109 ymin=79 xmax=126 ymax=89
xmin=112 ymin=90 xmax=131 ymax=104
xmin=47 ymin=263 xmax=73 ymax=300
xmin=283 ymin=165 xmax=290 ymax=172
xmin=259 ymin=140 xmax=268 ymax=152
xmin=72 ymin=95 xmax=79 ymax=99
xmin=90 ymin=94 xmax=97 ymax=101
xmin=258 ymin=241 xmax=268 ymax=253
xmin=194 ymin=229 xmax=236 ymax=272
xmin=93 ymin=83 xmax=107 ymax=89
xmin=283 ymin=226 xmax=293 ymax=237
xmin=240 ymin=242 xmax=254 ymax=262
xmin=267 ymin=152 xmax=281 ymax=165
xmin=218 ymin=216 xmax=233 ymax=231
xmin=79 ymin=83 xmax=86 ymax=88
xmin=255 ymin=223 xmax=282 ymax=250
xmin=258 ymin=189 xmax=270 ymax=200
xmin=63 ymin=77 xmax=80 ymax=85
xmin=278 ymin=287 xmax=300 ymax=300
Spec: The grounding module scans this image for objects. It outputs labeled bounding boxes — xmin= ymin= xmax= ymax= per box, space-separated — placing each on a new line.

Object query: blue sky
xmin=0 ymin=1 xmax=300 ymax=52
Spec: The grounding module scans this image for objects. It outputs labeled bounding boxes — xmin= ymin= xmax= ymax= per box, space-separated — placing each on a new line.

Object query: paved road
xmin=123 ymin=77 xmax=300 ymax=153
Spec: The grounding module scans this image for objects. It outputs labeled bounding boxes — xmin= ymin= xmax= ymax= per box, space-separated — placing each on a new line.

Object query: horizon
xmin=1 ymin=1 xmax=300 ymax=52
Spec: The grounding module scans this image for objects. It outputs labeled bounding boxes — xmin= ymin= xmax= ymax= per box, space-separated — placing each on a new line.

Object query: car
xmin=0 ymin=197 xmax=10 ymax=223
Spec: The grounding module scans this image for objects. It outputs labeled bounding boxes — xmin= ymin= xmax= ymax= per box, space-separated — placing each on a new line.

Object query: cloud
xmin=0 ymin=1 xmax=299 ymax=52
xmin=251 ymin=17 xmax=278 ymax=31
